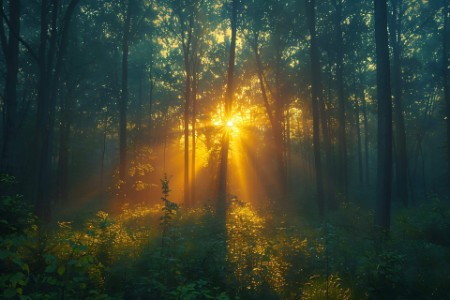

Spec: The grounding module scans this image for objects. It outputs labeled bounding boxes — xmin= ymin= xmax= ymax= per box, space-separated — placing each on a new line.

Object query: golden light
xmin=227 ymin=120 xmax=234 ymax=128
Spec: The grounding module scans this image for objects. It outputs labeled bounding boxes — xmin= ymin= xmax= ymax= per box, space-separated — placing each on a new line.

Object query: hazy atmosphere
xmin=1 ymin=0 xmax=450 ymax=299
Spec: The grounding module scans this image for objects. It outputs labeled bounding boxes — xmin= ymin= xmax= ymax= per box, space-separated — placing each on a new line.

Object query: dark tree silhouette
xmin=374 ymin=0 xmax=393 ymax=232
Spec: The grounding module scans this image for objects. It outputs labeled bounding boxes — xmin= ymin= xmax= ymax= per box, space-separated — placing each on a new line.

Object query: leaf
xmin=3 ymin=287 xmax=16 ymax=298
xmin=57 ymin=265 xmax=66 ymax=276
xmin=10 ymin=272 xmax=26 ymax=287
xmin=45 ymin=264 xmax=57 ymax=273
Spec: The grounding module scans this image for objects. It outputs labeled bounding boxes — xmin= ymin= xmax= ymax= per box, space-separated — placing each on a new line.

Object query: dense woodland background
xmin=1 ymin=0 xmax=450 ymax=299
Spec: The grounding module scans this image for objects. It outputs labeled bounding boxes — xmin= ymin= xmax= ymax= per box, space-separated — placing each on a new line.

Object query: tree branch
xmin=0 ymin=4 xmax=39 ymax=62
xmin=0 ymin=0 xmax=8 ymax=57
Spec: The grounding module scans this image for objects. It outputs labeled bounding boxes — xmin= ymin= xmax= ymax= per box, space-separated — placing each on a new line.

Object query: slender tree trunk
xmin=274 ymin=41 xmax=288 ymax=200
xmin=56 ymin=90 xmax=72 ymax=205
xmin=180 ymin=18 xmax=192 ymax=207
xmin=0 ymin=0 xmax=20 ymax=174
xmin=191 ymin=56 xmax=199 ymax=206
xmin=252 ymin=33 xmax=287 ymax=201
xmin=334 ymin=0 xmax=348 ymax=200
xmin=217 ymin=0 xmax=237 ymax=219
xmin=148 ymin=44 xmax=154 ymax=139
xmin=374 ymin=0 xmax=393 ymax=232
xmin=320 ymin=58 xmax=335 ymax=210
xmin=183 ymin=68 xmax=191 ymax=207
xmin=306 ymin=0 xmax=325 ymax=217
xmin=362 ymin=89 xmax=370 ymax=184
xmin=100 ymin=111 xmax=108 ymax=206
xmin=119 ymin=0 xmax=133 ymax=204
xmin=34 ymin=0 xmax=79 ymax=222
xmin=443 ymin=0 xmax=450 ymax=186
xmin=136 ymin=69 xmax=143 ymax=138
xmin=286 ymin=107 xmax=292 ymax=188
xmin=355 ymin=94 xmax=363 ymax=184
xmin=390 ymin=0 xmax=408 ymax=206
xmin=35 ymin=0 xmax=51 ymax=222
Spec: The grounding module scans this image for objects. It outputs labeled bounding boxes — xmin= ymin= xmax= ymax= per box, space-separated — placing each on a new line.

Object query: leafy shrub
xmin=301 ymin=274 xmax=351 ymax=300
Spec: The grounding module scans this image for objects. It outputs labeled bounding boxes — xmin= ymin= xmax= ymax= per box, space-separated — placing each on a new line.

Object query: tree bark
xmin=306 ymin=0 xmax=325 ymax=217
xmin=252 ymin=32 xmax=287 ymax=201
xmin=191 ymin=55 xmax=200 ymax=206
xmin=390 ymin=0 xmax=408 ymax=207
xmin=118 ymin=0 xmax=133 ymax=204
xmin=355 ymin=92 xmax=364 ymax=185
xmin=361 ymin=89 xmax=370 ymax=184
xmin=217 ymin=0 xmax=237 ymax=219
xmin=374 ymin=0 xmax=393 ymax=232
xmin=443 ymin=0 xmax=450 ymax=186
xmin=0 ymin=0 xmax=20 ymax=175
xmin=334 ymin=0 xmax=348 ymax=201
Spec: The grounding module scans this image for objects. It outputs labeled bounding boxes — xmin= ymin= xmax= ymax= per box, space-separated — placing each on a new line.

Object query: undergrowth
xmin=1 ymin=174 xmax=450 ymax=299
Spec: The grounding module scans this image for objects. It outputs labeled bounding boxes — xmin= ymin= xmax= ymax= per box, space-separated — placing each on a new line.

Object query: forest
xmin=1 ymin=0 xmax=450 ymax=299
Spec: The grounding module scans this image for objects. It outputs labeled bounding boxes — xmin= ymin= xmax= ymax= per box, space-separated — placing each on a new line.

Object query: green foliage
xmin=301 ymin=274 xmax=351 ymax=300
xmin=0 ymin=175 xmax=35 ymax=299
xmin=2 ymin=177 xmax=450 ymax=299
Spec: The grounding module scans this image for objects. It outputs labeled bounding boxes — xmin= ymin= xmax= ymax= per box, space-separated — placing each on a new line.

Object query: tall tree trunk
xmin=217 ymin=0 xmax=237 ymax=220
xmin=443 ymin=0 xmax=450 ymax=186
xmin=35 ymin=0 xmax=51 ymax=222
xmin=362 ymin=89 xmax=370 ymax=184
xmin=183 ymin=61 xmax=191 ymax=207
xmin=252 ymin=33 xmax=287 ymax=201
xmin=374 ymin=0 xmax=393 ymax=232
xmin=179 ymin=12 xmax=192 ymax=207
xmin=306 ymin=0 xmax=325 ymax=217
xmin=355 ymin=93 xmax=364 ymax=185
xmin=334 ymin=0 xmax=348 ymax=201
xmin=56 ymin=89 xmax=73 ymax=205
xmin=191 ymin=56 xmax=199 ymax=206
xmin=390 ymin=0 xmax=408 ymax=207
xmin=0 ymin=0 xmax=20 ymax=175
xmin=148 ymin=43 xmax=154 ymax=139
xmin=119 ymin=0 xmax=132 ymax=204
xmin=100 ymin=108 xmax=109 ymax=206
xmin=321 ymin=56 xmax=335 ymax=210
xmin=35 ymin=0 xmax=79 ymax=222
xmin=136 ymin=69 xmax=143 ymax=139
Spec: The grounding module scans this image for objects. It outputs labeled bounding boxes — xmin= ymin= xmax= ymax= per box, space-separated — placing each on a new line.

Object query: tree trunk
xmin=217 ymin=0 xmax=237 ymax=220
xmin=374 ymin=0 xmax=393 ymax=232
xmin=179 ymin=11 xmax=192 ymax=207
xmin=306 ymin=0 xmax=325 ymax=217
xmin=334 ymin=0 xmax=348 ymax=200
xmin=390 ymin=0 xmax=408 ymax=207
xmin=321 ymin=57 xmax=335 ymax=210
xmin=35 ymin=0 xmax=51 ymax=222
xmin=34 ymin=0 xmax=79 ymax=222
xmin=119 ymin=0 xmax=133 ymax=204
xmin=191 ymin=56 xmax=199 ymax=206
xmin=0 ymin=0 xmax=20 ymax=175
xmin=443 ymin=0 xmax=450 ymax=186
xmin=355 ymin=93 xmax=364 ymax=185
xmin=56 ymin=90 xmax=73 ymax=205
xmin=362 ymin=89 xmax=370 ymax=184
xmin=252 ymin=33 xmax=287 ymax=202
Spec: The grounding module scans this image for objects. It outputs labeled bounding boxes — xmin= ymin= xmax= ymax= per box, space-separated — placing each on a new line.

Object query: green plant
xmin=301 ymin=274 xmax=351 ymax=300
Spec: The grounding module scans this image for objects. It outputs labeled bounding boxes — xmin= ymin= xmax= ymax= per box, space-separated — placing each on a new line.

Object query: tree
xmin=217 ymin=0 xmax=237 ymax=220
xmin=0 ymin=0 xmax=20 ymax=174
xmin=389 ymin=0 xmax=409 ymax=207
xmin=333 ymin=0 xmax=348 ymax=201
xmin=374 ymin=0 xmax=393 ymax=232
xmin=443 ymin=0 xmax=450 ymax=185
xmin=35 ymin=0 xmax=80 ymax=222
xmin=118 ymin=0 xmax=134 ymax=204
xmin=305 ymin=0 xmax=325 ymax=217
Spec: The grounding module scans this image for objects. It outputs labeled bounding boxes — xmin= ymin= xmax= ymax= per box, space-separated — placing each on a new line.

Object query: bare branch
xmin=0 ymin=4 xmax=39 ymax=62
